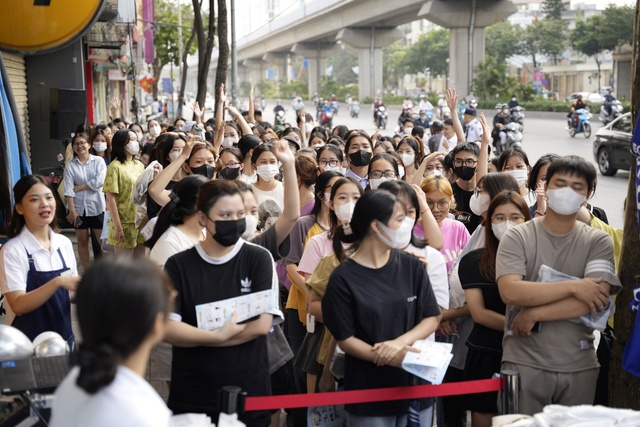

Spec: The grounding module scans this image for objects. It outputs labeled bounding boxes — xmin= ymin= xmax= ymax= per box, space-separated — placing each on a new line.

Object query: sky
xmin=571 ymin=0 xmax=635 ymax=8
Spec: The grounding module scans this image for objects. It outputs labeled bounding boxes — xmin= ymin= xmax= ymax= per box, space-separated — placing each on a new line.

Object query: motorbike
xmin=567 ymin=108 xmax=592 ymax=138
xmin=350 ymin=101 xmax=360 ymax=118
xmin=435 ymin=104 xmax=451 ymax=121
xmin=274 ymin=110 xmax=286 ymax=126
xmin=321 ymin=106 xmax=334 ymax=128
xmin=331 ymin=100 xmax=339 ymax=116
xmin=374 ymin=105 xmax=387 ymax=130
xmin=494 ymin=122 xmax=523 ymax=155
xmin=511 ymin=105 xmax=525 ymax=129
xmin=599 ymin=100 xmax=622 ymax=125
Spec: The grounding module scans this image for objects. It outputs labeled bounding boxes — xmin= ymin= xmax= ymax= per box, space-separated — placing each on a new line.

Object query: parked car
xmin=592 ymin=112 xmax=632 ymax=176
xmin=569 ymin=92 xmax=604 ymax=104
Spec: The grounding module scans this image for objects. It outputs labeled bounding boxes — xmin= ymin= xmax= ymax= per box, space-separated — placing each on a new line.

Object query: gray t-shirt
xmin=496 ymin=218 xmax=621 ymax=372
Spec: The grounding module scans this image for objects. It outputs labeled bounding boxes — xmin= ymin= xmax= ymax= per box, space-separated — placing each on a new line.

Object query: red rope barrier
xmin=245 ymin=378 xmax=503 ymax=411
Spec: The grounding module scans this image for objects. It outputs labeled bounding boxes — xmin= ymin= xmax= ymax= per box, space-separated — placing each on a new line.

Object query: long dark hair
xmin=480 ymin=191 xmax=531 ymax=282
xmin=76 ymin=255 xmax=172 ymax=394
xmin=159 ymin=133 xmax=187 ymax=168
xmin=8 ymin=175 xmax=57 ymax=237
xmin=333 ymin=190 xmax=400 ymax=262
xmin=528 ymin=153 xmax=559 ymax=190
xmin=478 ymin=172 xmax=519 ymax=199
xmin=311 ymin=170 xmax=343 ymax=217
xmin=378 ymin=180 xmax=428 ymax=248
xmin=145 ymin=175 xmax=208 ymax=249
xmin=110 ymin=129 xmax=131 ymax=163
xmin=328 ymin=177 xmax=363 ymax=238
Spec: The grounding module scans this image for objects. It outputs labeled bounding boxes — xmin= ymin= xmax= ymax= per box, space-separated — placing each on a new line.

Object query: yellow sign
xmin=0 ymin=0 xmax=104 ymax=54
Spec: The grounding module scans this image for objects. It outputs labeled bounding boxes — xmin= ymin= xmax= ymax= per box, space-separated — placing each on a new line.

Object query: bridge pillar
xmin=262 ymin=52 xmax=291 ymax=84
xmin=242 ymin=59 xmax=267 ymax=90
xmin=291 ymin=42 xmax=339 ymax=99
xmin=337 ymin=27 xmax=403 ymax=101
xmin=419 ymin=0 xmax=517 ymax=97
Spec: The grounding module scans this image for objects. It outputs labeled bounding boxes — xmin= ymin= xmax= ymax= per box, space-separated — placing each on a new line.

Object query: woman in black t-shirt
xmin=459 ymin=190 xmax=530 ymax=427
xmin=163 ymin=180 xmax=275 ymax=427
xmin=322 ymin=190 xmax=442 ymax=427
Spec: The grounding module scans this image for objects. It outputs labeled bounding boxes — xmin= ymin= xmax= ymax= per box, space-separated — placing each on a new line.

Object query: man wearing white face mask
xmin=495 ymin=156 xmax=621 ymax=415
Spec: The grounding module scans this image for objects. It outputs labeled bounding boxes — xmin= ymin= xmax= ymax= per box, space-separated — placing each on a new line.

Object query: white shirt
xmin=465 ymin=119 xmax=483 ymax=142
xmin=251 ymin=180 xmax=285 ymax=210
xmin=239 ymin=171 xmax=258 ymax=185
xmin=345 ymin=167 xmax=369 ymax=189
xmin=438 ymin=134 xmax=458 ymax=153
xmin=149 ymin=226 xmax=203 ymax=268
xmin=406 ymin=244 xmax=449 ymax=341
xmin=50 ymin=366 xmax=171 ymax=427
xmin=63 ymin=154 xmax=107 ymax=216
xmin=0 ymin=227 xmax=78 ymax=294
xmin=419 ymin=100 xmax=433 ymax=111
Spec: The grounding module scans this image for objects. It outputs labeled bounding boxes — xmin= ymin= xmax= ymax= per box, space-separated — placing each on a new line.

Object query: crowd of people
xmin=0 ymin=85 xmax=624 ymax=427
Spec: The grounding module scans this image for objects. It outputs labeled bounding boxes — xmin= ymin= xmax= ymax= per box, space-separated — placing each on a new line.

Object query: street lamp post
xmin=445 ymin=58 xmax=450 ymax=90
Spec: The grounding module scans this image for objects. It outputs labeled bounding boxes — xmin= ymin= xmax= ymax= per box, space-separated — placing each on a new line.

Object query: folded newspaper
xmin=537 ymin=264 xmax=614 ymax=332
xmin=401 ymin=340 xmax=453 ymax=384
xmin=195 ymin=290 xmax=275 ymax=331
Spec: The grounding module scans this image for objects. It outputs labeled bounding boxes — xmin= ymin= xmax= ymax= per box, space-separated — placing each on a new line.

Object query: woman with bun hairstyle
xmin=50 ymin=255 xmax=173 ymax=427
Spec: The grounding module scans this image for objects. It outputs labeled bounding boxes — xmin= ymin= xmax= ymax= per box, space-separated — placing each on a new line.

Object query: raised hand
xmin=192 ymin=101 xmax=204 ymax=119
xmin=445 ymin=88 xmax=458 ymax=111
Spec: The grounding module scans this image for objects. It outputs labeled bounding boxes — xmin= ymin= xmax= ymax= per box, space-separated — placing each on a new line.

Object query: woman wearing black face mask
xmin=163 ymin=180 xmax=279 ymax=427
xmin=218 ymin=147 xmax=244 ymax=181
xmin=344 ymin=130 xmax=374 ymax=189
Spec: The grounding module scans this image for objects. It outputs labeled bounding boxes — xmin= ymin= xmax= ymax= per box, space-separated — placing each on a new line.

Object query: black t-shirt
xmin=322 ymin=250 xmax=441 ymax=416
xmin=164 ymin=240 xmax=274 ymax=426
xmin=459 ymin=249 xmax=506 ymax=355
xmin=452 ymin=181 xmax=481 ymax=234
xmin=146 ymin=180 xmax=177 ymax=220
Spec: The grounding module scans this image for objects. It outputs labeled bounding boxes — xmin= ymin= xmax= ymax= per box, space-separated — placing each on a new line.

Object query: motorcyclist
xmin=398 ymin=107 xmax=413 ymax=128
xmin=273 ymin=100 xmax=285 ymax=114
xmin=373 ymin=98 xmax=386 ymax=123
xmin=492 ymin=103 xmax=515 ymax=150
xmin=569 ymin=94 xmax=588 ymax=128
xmin=321 ymin=100 xmax=333 ymax=126
xmin=402 ymin=96 xmax=413 ymax=110
xmin=414 ymin=110 xmax=430 ymax=128
xmin=508 ymin=94 xmax=520 ymax=110
xmin=603 ymin=90 xmax=616 ymax=116
xmin=418 ymin=95 xmax=433 ymax=112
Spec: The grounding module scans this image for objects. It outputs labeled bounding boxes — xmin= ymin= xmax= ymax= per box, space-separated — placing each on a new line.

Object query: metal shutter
xmin=1 ymin=51 xmax=30 ymax=158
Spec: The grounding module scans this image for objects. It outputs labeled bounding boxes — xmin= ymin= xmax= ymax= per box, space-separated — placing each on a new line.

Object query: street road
xmin=254 ymin=101 xmax=629 ymax=230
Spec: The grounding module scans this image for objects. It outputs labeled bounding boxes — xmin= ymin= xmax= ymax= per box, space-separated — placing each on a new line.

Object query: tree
xmin=570 ymin=16 xmax=604 ymax=92
xmin=401 ymin=29 xmax=450 ymax=77
xmin=521 ymin=18 xmax=567 ymax=69
xmin=192 ymin=0 xmax=216 ymax=110
xmin=383 ymin=41 xmax=408 ymax=89
xmin=213 ymin=0 xmax=227 ymax=117
xmin=600 ymin=5 xmax=635 ymax=51
xmin=609 ymin=1 xmax=640 ymax=410
xmin=471 ymin=57 xmax=516 ymax=99
xmin=326 ymin=44 xmax=358 ymax=85
xmin=485 ymin=21 xmax=523 ymax=63
xmin=542 ymin=0 xmax=566 ymax=20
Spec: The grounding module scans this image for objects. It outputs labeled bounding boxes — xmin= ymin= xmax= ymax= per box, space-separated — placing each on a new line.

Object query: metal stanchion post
xmin=220 ymin=386 xmax=246 ymax=415
xmin=501 ymin=370 xmax=520 ymax=414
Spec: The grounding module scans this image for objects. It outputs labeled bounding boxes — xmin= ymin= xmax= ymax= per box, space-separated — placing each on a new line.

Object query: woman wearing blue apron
xmin=0 ymin=175 xmax=79 ymax=345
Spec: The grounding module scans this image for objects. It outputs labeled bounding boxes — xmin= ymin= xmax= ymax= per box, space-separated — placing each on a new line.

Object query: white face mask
xmin=223 ymin=137 xmax=237 ymax=148
xmin=126 ymin=141 xmax=140 ymax=155
xmin=469 ymin=192 xmax=491 ymax=216
xmin=398 ymin=166 xmax=405 ymax=179
xmin=492 ymin=220 xmax=514 ymax=241
xmin=135 ymin=131 xmax=144 ymax=141
xmin=169 ymin=150 xmax=182 ymax=162
xmin=256 ymin=164 xmax=279 ymax=182
xmin=334 ymin=202 xmax=355 ymax=224
xmin=241 ymin=214 xmax=259 ymax=239
xmin=369 ymin=177 xmax=391 ymax=190
xmin=324 ymin=192 xmax=332 ymax=207
xmin=401 ymin=153 xmax=414 ymax=167
xmin=376 ymin=216 xmax=414 ymax=249
xmin=325 ymin=164 xmax=341 ymax=172
xmin=546 ymin=187 xmax=587 ymax=215
xmin=305 ymin=123 xmax=314 ymax=134
xmin=505 ymin=169 xmax=528 ymax=187
xmin=149 ymin=125 xmax=161 ymax=137
xmin=92 ymin=141 xmax=107 ymax=153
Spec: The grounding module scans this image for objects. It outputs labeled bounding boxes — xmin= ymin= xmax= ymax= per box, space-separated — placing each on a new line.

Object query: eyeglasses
xmin=222 ymin=162 xmax=241 ymax=168
xmin=491 ymin=214 xmax=525 ymax=224
xmin=72 ymin=142 xmax=87 ymax=147
xmin=370 ymin=170 xmax=397 ymax=179
xmin=453 ymin=158 xmax=478 ymax=168
xmin=263 ymin=138 xmax=277 ymax=144
xmin=473 ymin=188 xmax=486 ymax=196
xmin=319 ymin=159 xmax=340 ymax=168
xmin=426 ymin=199 xmax=450 ymax=211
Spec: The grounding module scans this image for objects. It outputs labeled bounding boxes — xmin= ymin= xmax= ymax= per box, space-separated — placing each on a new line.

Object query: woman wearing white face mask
xmin=103 ymin=130 xmax=145 ymax=254
xmin=251 ymin=143 xmax=285 ymax=209
xmin=316 ymin=144 xmax=344 ymax=174
xmin=396 ymin=136 xmax=422 ymax=183
xmin=90 ymin=126 xmax=111 ymax=165
xmin=146 ymin=119 xmax=161 ymax=143
xmin=498 ymin=148 xmax=537 ymax=208
xmin=367 ymin=153 xmax=400 ymax=191
xmin=459 ymin=191 xmax=529 ymax=427
xmin=323 ymin=190 xmax=442 ymax=427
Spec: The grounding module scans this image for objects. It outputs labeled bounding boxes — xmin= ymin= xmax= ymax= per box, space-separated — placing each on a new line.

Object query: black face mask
xmin=220 ymin=167 xmax=241 ymax=180
xmin=191 ymin=164 xmax=215 ymax=179
xmin=454 ymin=166 xmax=476 ymax=181
xmin=210 ymin=218 xmax=247 ymax=247
xmin=349 ymin=150 xmax=372 ymax=167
